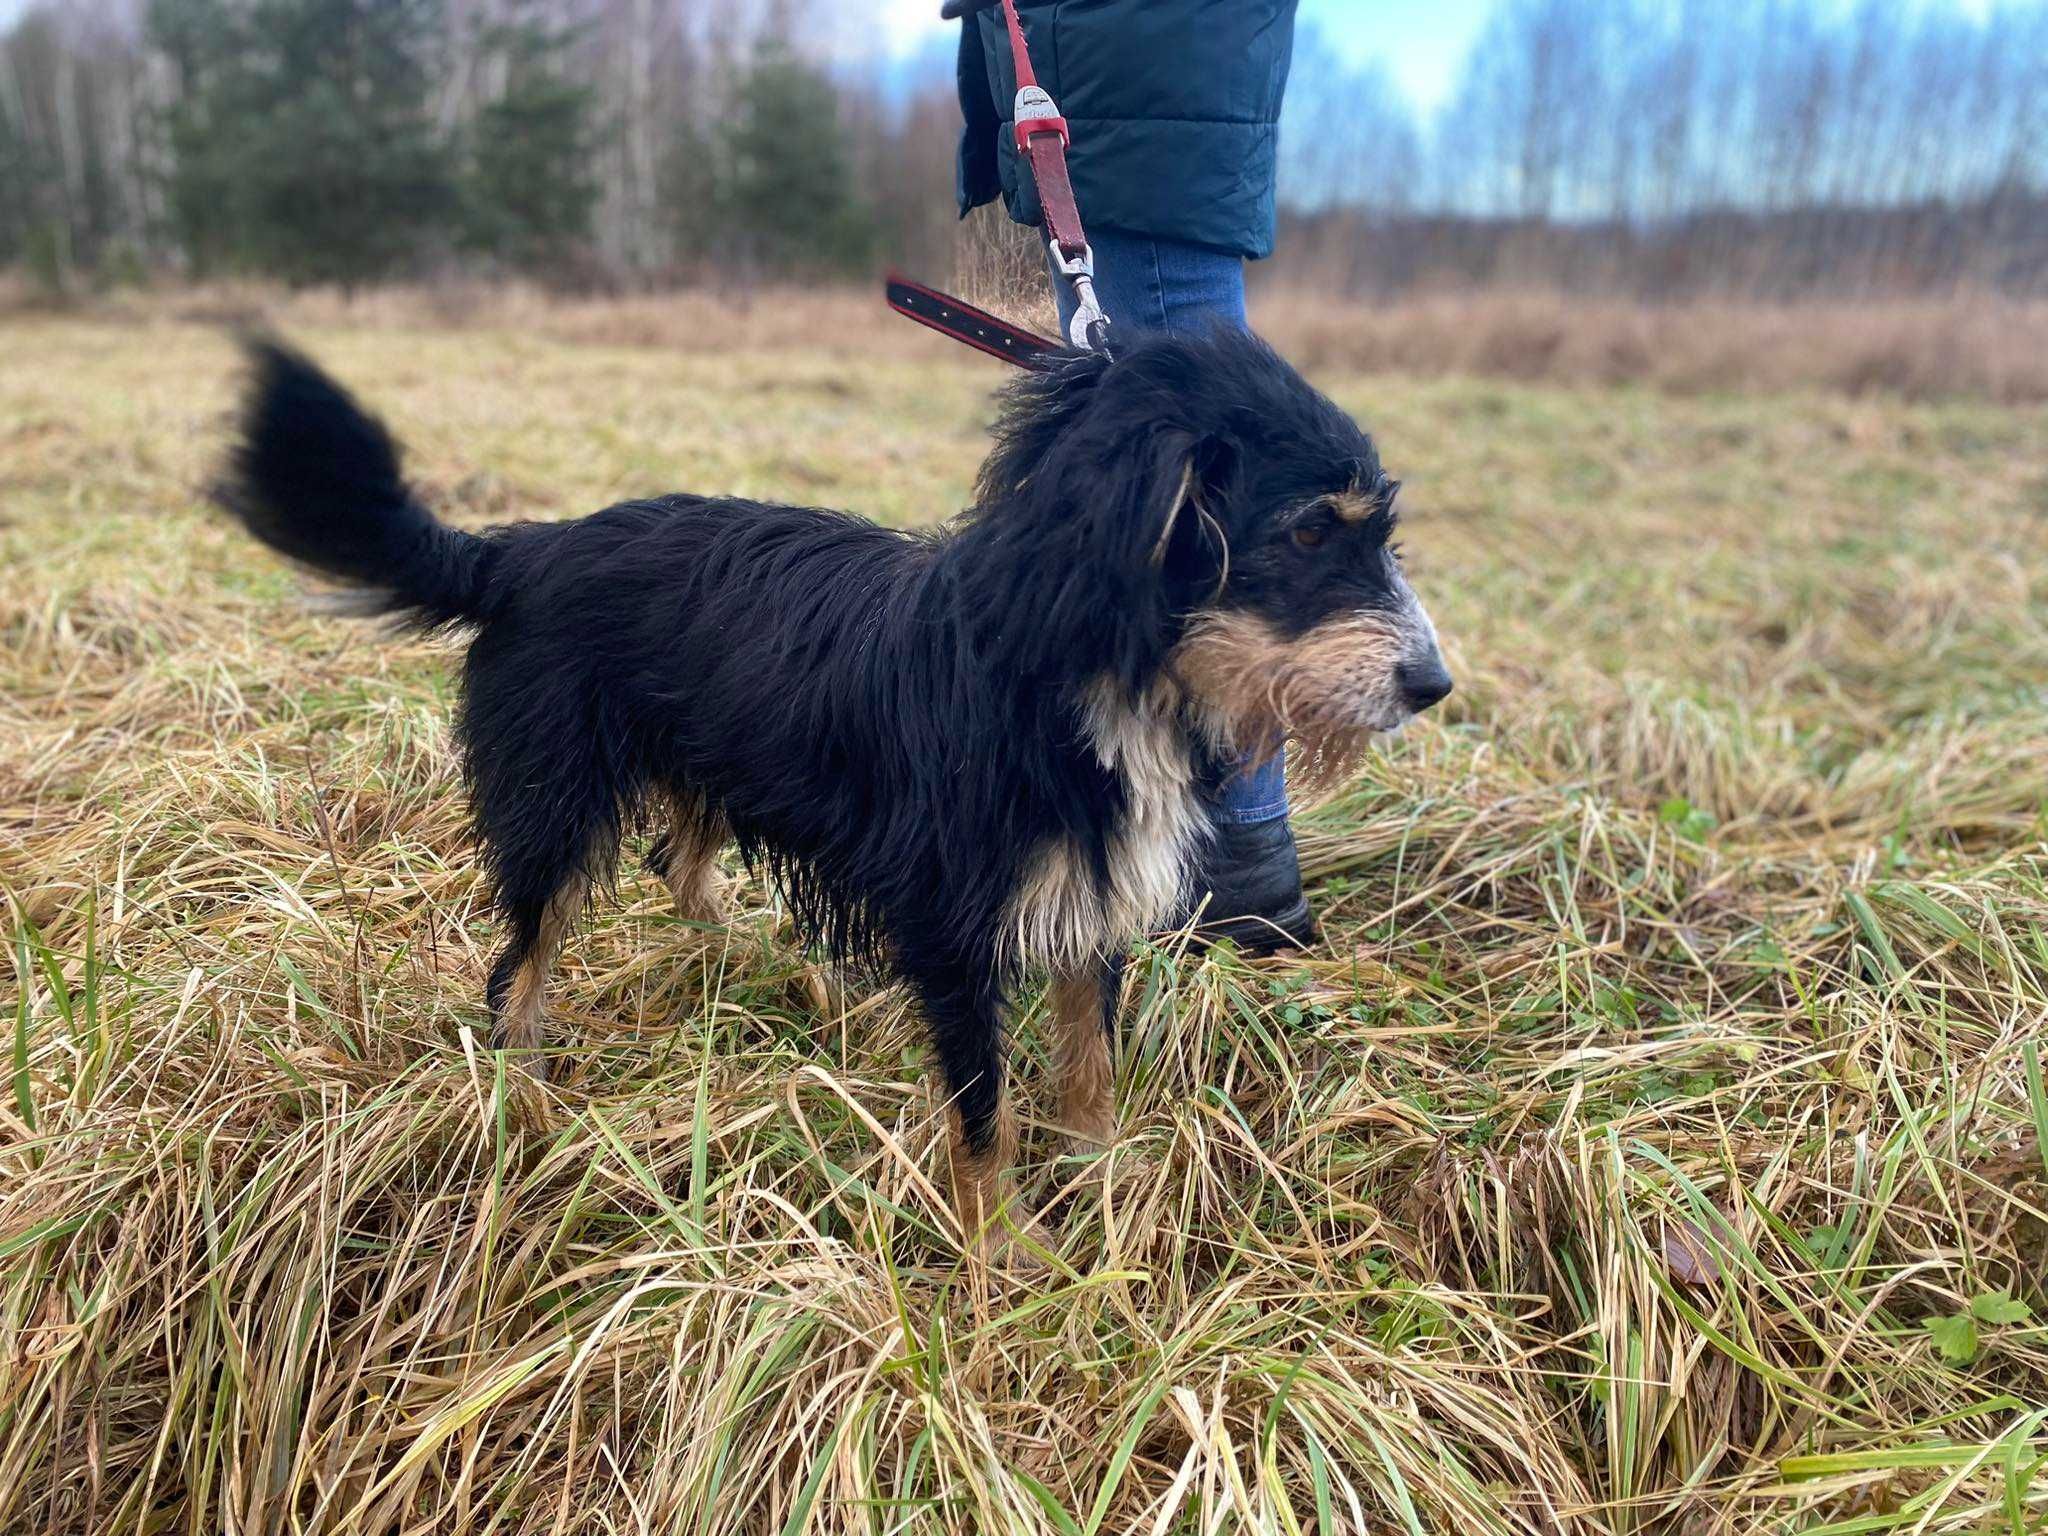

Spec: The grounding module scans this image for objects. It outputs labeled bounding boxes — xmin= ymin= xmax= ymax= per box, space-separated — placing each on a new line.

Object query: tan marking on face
xmin=1327 ymin=490 xmax=1377 ymax=523
xmin=1171 ymin=607 xmax=1417 ymax=789
xmin=494 ymin=872 xmax=588 ymax=1058
xmin=1048 ymin=968 xmax=1115 ymax=1152
xmin=1002 ymin=674 xmax=1207 ymax=970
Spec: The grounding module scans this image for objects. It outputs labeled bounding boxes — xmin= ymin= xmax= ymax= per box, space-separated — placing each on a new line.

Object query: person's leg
xmin=1062 ymin=225 xmax=1245 ymax=333
xmin=1050 ymin=230 xmax=1316 ymax=951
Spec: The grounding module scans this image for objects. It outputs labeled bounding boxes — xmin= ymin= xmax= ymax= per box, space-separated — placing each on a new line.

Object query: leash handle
xmin=996 ymin=0 xmax=1043 ymax=93
xmin=997 ymin=0 xmax=1111 ymax=353
xmin=887 ymin=0 xmax=1111 ymax=361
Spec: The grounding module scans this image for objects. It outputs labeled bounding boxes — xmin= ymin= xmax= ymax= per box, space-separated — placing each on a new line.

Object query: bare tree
xmin=2 ymin=0 xmax=2043 ymax=295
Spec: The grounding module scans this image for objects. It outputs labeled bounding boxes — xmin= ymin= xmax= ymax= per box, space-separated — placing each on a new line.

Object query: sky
xmin=877 ymin=0 xmax=1496 ymax=114
xmin=873 ymin=0 xmax=2011 ymax=115
xmin=0 ymin=0 xmax=1504 ymax=109
xmin=2 ymin=0 xmax=2008 ymax=106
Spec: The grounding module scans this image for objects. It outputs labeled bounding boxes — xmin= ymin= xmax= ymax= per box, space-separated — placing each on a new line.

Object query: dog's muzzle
xmin=1370 ymin=583 xmax=1451 ymax=731
xmin=1396 ymin=653 xmax=1454 ymax=713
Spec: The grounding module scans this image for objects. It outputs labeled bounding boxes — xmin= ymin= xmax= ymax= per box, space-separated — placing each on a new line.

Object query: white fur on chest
xmin=1002 ymin=677 xmax=1208 ymax=973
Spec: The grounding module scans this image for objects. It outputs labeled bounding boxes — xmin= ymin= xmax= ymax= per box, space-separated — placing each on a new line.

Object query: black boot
xmin=1181 ymin=812 xmax=1319 ymax=955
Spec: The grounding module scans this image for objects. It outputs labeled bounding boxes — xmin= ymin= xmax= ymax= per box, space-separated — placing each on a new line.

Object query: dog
xmin=221 ymin=328 xmax=1452 ymax=1259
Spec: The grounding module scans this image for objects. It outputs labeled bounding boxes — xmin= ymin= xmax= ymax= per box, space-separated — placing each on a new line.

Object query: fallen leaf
xmin=1663 ymin=1218 xmax=1723 ymax=1286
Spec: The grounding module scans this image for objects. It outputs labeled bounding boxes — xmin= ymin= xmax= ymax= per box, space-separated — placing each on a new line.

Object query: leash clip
xmin=1048 ymin=240 xmax=1112 ymax=354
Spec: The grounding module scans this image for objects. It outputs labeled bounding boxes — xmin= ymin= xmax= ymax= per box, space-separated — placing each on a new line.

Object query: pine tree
xmin=0 ymin=53 xmax=50 ymax=272
xmin=148 ymin=0 xmax=454 ymax=284
xmin=460 ymin=6 xmax=601 ymax=274
xmin=711 ymin=45 xmax=874 ymax=277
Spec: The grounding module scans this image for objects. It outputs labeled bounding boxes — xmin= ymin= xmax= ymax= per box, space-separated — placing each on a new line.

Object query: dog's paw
xmin=489 ymin=1024 xmax=552 ymax=1081
xmin=976 ymin=1206 xmax=1057 ymax=1275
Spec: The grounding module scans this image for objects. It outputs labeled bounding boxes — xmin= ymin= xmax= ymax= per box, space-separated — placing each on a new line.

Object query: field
xmin=4 ymin=297 xmax=2047 ymax=1534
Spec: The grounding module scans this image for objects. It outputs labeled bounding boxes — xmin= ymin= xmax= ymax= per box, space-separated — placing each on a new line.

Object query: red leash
xmin=886 ymin=0 xmax=1112 ymax=366
xmin=883 ymin=274 xmax=1061 ymax=368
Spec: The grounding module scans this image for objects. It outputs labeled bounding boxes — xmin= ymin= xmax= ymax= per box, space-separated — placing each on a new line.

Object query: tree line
xmin=1275 ymin=0 xmax=2048 ymax=297
xmin=1 ymin=0 xmax=927 ymax=292
xmin=3 ymin=0 xmax=2044 ymax=298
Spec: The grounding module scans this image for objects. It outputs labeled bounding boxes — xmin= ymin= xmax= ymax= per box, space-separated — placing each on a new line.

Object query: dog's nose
xmin=1397 ymin=657 xmax=1454 ymax=712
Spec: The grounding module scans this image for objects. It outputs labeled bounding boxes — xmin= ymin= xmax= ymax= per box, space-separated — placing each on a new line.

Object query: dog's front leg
xmin=909 ymin=957 xmax=1032 ymax=1263
xmin=1049 ymin=952 xmax=1127 ymax=1154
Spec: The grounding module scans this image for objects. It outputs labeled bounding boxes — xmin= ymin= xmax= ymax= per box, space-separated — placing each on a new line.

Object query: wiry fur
xmin=1001 ymin=675 xmax=1204 ymax=975
xmin=1173 ymin=606 xmax=1436 ymax=789
xmin=217 ymin=328 xmax=1451 ymax=1251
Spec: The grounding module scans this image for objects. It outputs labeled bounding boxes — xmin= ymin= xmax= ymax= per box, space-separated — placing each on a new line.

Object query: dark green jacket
xmin=956 ymin=0 xmax=1297 ymax=260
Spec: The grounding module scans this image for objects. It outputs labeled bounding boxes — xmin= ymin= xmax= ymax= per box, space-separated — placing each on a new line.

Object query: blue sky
xmin=0 ymin=0 xmax=1490 ymax=96
xmin=3 ymin=0 xmax=2006 ymax=109
xmin=878 ymin=0 xmax=1495 ymax=113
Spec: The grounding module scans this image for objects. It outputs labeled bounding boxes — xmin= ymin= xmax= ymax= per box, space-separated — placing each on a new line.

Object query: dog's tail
xmin=220 ymin=341 xmax=492 ymax=628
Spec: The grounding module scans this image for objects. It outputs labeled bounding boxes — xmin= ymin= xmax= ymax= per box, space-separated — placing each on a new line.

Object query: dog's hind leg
xmin=464 ymin=640 xmax=631 ymax=1076
xmin=1049 ymin=952 xmax=1126 ymax=1154
xmin=486 ymin=865 xmax=590 ymax=1071
xmin=647 ymin=789 xmax=728 ymax=924
xmin=473 ymin=747 xmax=617 ymax=1076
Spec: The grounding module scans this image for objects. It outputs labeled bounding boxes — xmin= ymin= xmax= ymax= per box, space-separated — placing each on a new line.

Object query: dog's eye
xmin=1292 ymin=524 xmax=1326 ymax=550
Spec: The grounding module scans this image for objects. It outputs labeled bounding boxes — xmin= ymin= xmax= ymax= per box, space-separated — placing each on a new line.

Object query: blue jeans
xmin=1050 ymin=227 xmax=1289 ymax=826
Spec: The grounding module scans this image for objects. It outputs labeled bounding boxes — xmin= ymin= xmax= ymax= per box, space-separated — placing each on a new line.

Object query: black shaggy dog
xmin=222 ymin=330 xmax=1451 ymax=1258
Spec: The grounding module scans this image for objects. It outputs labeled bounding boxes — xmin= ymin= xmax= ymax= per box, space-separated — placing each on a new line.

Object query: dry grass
xmin=4 ymin=309 xmax=2048 ymax=1534
xmin=14 ymin=277 xmax=2048 ymax=403
xmin=0 ymin=276 xmax=1063 ymax=370
xmin=1255 ymin=290 xmax=2048 ymax=406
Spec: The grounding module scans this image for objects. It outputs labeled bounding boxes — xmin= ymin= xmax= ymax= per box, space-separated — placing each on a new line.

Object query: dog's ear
xmin=1143 ymin=433 xmax=1235 ymax=602
xmin=960 ymin=348 xmax=1236 ymax=688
